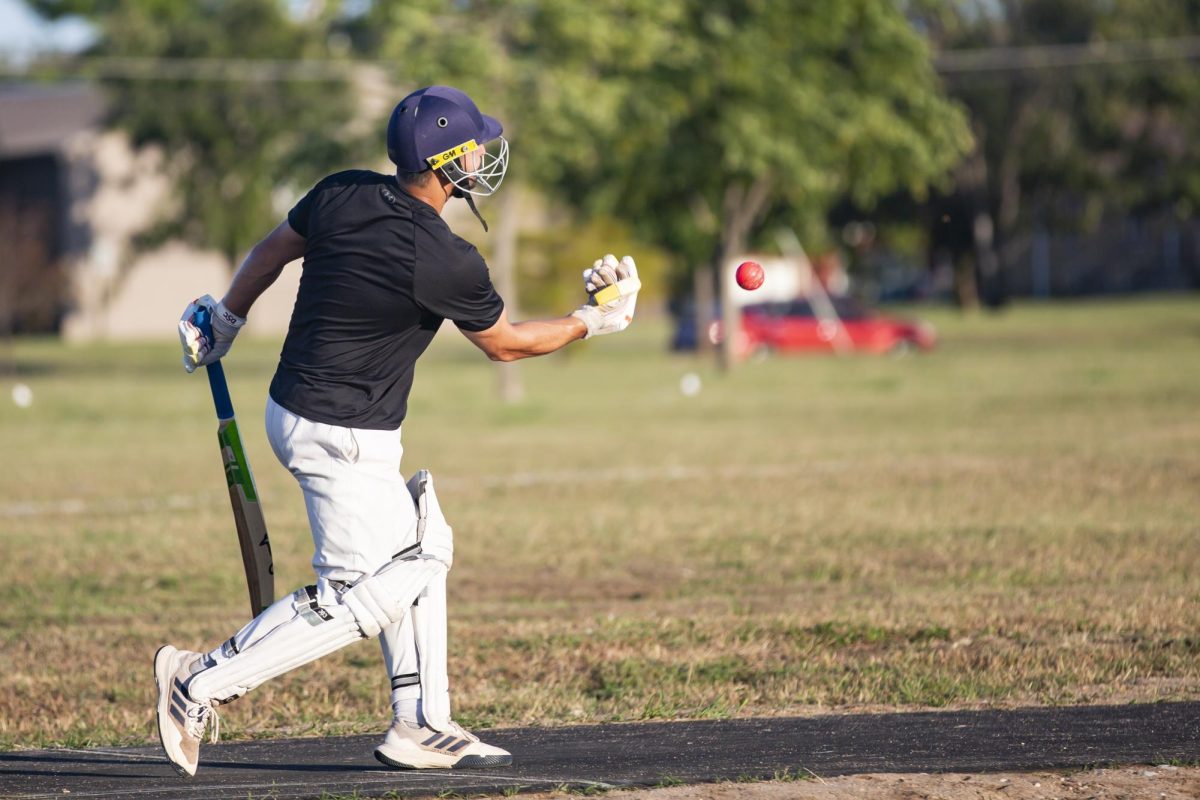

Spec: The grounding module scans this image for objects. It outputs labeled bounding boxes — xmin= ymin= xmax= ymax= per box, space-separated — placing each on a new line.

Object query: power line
xmin=2 ymin=36 xmax=1200 ymax=84
xmin=934 ymin=36 xmax=1200 ymax=75
xmin=0 ymin=55 xmax=385 ymax=82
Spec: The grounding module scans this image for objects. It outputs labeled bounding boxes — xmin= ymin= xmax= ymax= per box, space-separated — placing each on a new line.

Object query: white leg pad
xmin=215 ymin=589 xmax=303 ymax=662
xmin=414 ymin=569 xmax=451 ymax=730
xmin=380 ymin=614 xmax=420 ymax=699
xmin=185 ymin=584 xmax=363 ymax=704
xmin=187 ymin=556 xmax=446 ymax=704
xmin=407 ymin=470 xmax=453 ymax=568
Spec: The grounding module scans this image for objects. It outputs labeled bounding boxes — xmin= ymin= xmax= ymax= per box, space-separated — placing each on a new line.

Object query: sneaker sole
xmin=153 ymin=646 xmax=193 ymax=778
xmin=373 ymin=749 xmax=513 ymax=770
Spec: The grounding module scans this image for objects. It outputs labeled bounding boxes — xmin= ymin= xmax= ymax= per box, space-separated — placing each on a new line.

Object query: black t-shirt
xmin=269 ymin=170 xmax=504 ymax=429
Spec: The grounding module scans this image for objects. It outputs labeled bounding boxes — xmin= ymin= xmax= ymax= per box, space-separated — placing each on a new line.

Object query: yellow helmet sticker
xmin=427 ymin=139 xmax=479 ymax=169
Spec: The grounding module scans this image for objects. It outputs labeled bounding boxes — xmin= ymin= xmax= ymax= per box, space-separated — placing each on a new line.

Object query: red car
xmin=713 ymin=298 xmax=936 ymax=357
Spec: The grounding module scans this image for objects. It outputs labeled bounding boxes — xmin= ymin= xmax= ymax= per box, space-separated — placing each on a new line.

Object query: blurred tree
xmin=30 ymin=0 xmax=363 ymax=270
xmin=365 ymin=0 xmax=970 ymax=367
xmin=517 ymin=215 xmax=671 ymax=316
xmin=914 ymin=0 xmax=1200 ymax=306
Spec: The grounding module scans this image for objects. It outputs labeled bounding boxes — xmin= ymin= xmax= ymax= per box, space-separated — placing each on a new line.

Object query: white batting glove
xmin=572 ymin=254 xmax=640 ymax=338
xmin=177 ymin=294 xmax=246 ymax=373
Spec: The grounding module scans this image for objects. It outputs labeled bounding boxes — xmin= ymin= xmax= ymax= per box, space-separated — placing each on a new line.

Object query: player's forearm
xmin=221 ymin=246 xmax=288 ymax=319
xmin=489 ymin=315 xmax=588 ymax=361
xmin=220 ymin=220 xmax=307 ymax=319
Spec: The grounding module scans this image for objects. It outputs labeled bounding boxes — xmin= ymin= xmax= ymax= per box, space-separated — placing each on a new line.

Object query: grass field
xmin=0 ymin=295 xmax=1197 ymax=750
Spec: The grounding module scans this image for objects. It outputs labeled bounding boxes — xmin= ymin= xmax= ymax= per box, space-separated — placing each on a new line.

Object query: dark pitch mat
xmin=2 ymin=702 xmax=1197 ymax=799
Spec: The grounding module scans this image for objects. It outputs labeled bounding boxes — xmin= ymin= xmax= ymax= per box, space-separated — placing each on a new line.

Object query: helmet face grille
xmin=439 ymin=136 xmax=509 ymax=197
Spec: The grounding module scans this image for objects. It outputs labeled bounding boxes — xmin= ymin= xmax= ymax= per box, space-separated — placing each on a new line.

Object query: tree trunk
xmin=491 ymin=182 xmax=523 ymax=403
xmin=952 ymin=253 xmax=979 ymax=311
xmin=714 ymin=178 xmax=772 ymax=371
xmin=694 ymin=265 xmax=715 ymax=356
xmin=952 ymin=145 xmax=989 ymax=310
xmin=971 ymin=210 xmax=1000 ymax=307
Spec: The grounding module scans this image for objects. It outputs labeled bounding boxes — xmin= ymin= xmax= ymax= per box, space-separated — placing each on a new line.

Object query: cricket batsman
xmin=159 ymin=85 xmax=640 ymax=777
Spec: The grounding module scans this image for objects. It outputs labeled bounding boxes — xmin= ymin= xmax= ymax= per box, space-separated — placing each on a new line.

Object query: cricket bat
xmin=193 ymin=307 xmax=275 ymax=619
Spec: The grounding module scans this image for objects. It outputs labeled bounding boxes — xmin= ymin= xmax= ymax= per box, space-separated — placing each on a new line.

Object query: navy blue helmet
xmin=386 ymin=85 xmax=508 ymax=197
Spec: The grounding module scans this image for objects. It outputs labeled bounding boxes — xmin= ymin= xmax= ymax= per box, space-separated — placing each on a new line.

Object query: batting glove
xmin=571 ymin=254 xmax=640 ymax=338
xmin=178 ymin=294 xmax=246 ymax=373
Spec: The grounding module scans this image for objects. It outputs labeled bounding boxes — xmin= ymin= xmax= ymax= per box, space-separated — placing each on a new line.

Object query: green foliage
xmin=919 ymin=0 xmax=1200 ymax=234
xmin=33 ymin=0 xmax=363 ymax=267
xmin=515 ymin=215 xmax=670 ymax=315
xmin=366 ymin=0 xmax=970 ymax=274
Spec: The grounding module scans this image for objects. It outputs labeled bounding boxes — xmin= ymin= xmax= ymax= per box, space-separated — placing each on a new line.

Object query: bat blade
xmin=190 ymin=305 xmax=275 ymax=619
xmin=216 ymin=414 xmax=274 ymax=618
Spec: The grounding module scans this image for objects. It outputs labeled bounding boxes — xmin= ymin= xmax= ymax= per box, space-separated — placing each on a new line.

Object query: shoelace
xmin=446 ymin=721 xmax=478 ymax=743
xmin=185 ymin=702 xmax=221 ymax=744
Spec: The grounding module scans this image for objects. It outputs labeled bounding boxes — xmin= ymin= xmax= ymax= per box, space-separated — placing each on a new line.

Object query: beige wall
xmin=63 ymin=240 xmax=302 ymax=341
xmin=61 ymin=130 xmax=300 ymax=341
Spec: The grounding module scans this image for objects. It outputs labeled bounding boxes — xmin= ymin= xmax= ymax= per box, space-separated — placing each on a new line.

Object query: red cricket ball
xmin=736 ymin=260 xmax=765 ymax=290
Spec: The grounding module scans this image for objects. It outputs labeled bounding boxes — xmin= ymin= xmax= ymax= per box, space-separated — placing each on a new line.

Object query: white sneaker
xmin=374 ymin=719 xmax=512 ymax=769
xmin=153 ymin=645 xmax=219 ymax=777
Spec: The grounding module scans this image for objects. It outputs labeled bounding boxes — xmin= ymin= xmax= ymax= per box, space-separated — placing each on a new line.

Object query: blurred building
xmin=0 ymin=83 xmax=100 ymax=334
xmin=0 ymin=82 xmax=300 ymax=340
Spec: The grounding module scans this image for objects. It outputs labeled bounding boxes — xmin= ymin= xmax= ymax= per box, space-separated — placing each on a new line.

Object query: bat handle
xmin=205 ymin=361 xmax=234 ymax=420
xmin=193 ymin=306 xmax=235 ymax=421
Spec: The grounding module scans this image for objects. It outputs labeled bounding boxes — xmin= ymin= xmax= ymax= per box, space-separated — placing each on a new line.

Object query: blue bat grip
xmin=193 ymin=306 xmax=235 ymax=421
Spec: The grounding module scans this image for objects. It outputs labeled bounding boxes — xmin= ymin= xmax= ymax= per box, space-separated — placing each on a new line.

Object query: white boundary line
xmin=0 ymin=456 xmax=1004 ymax=520
xmin=0 ymin=463 xmax=807 ymax=519
xmin=53 ymin=747 xmax=165 ymax=762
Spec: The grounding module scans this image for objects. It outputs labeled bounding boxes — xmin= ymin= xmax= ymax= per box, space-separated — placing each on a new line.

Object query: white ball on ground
xmin=12 ymin=383 xmax=33 ymax=408
xmin=679 ymin=372 xmax=702 ymax=397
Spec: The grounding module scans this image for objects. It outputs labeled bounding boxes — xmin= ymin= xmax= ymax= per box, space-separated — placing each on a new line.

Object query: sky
xmin=0 ymin=0 xmax=95 ymax=61
xmin=0 ymin=0 xmax=363 ymax=62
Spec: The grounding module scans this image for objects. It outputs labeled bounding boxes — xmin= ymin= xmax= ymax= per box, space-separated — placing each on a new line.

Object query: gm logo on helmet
xmin=427 ymin=140 xmax=478 ymax=170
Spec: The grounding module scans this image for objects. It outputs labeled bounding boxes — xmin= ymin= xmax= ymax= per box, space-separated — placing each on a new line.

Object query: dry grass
xmin=0 ymin=296 xmax=1197 ymax=748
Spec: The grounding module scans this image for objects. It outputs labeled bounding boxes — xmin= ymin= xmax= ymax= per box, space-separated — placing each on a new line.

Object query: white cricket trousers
xmin=265 ymin=395 xmax=419 ymax=585
xmin=191 ymin=397 xmax=421 ymax=713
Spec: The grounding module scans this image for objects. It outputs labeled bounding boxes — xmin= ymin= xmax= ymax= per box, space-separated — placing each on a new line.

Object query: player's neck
xmin=400 ymin=174 xmax=453 ymax=216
